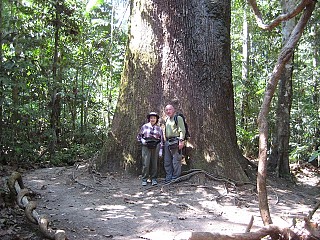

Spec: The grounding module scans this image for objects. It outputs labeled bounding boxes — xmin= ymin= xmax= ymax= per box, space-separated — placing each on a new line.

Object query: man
xmin=164 ymin=105 xmax=186 ymax=182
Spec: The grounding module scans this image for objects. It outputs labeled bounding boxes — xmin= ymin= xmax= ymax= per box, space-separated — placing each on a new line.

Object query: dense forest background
xmin=0 ymin=0 xmax=319 ymax=169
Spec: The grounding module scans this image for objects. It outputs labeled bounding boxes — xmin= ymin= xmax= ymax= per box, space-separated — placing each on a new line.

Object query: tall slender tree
xmin=268 ymin=0 xmax=297 ymax=176
xmin=240 ymin=6 xmax=250 ymax=133
xmin=48 ymin=0 xmax=63 ymax=154
xmin=249 ymin=0 xmax=316 ymax=225
xmin=311 ymin=18 xmax=320 ymax=160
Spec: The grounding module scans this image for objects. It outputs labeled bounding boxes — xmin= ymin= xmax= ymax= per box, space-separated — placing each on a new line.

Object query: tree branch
xmin=308 ymin=200 xmax=320 ymax=220
xmin=247 ymin=0 xmax=313 ymax=30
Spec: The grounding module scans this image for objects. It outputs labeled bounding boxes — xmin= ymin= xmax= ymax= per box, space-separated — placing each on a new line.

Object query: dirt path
xmin=2 ymin=162 xmax=320 ymax=240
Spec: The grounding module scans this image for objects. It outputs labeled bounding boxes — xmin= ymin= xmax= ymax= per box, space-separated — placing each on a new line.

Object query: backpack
xmin=174 ymin=113 xmax=191 ymax=140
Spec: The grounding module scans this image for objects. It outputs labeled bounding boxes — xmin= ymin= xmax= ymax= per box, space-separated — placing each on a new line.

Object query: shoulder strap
xmin=174 ymin=114 xmax=183 ymax=126
xmin=173 ymin=114 xmax=178 ymax=126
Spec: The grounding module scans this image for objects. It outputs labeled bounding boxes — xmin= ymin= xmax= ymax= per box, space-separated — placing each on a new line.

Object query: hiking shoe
xmin=142 ymin=180 xmax=147 ymax=186
xmin=151 ymin=179 xmax=158 ymax=186
xmin=164 ymin=178 xmax=171 ymax=184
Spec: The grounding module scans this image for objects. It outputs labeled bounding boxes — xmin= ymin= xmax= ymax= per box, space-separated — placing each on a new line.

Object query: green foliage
xmin=309 ymin=149 xmax=320 ymax=163
xmin=287 ymin=9 xmax=320 ymax=161
xmin=289 ymin=144 xmax=309 ymax=163
xmin=0 ymin=0 xmax=127 ymax=166
xmin=237 ymin=127 xmax=259 ymax=158
xmin=50 ymin=141 xmax=102 ymax=166
xmin=231 ymin=2 xmax=277 ymax=158
xmin=231 ymin=0 xmax=320 ymax=162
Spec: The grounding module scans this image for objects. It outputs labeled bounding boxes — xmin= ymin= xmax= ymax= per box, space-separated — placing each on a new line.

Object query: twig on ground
xmin=307 ymin=200 xmax=320 ymax=220
xmin=245 ymin=215 xmax=254 ymax=233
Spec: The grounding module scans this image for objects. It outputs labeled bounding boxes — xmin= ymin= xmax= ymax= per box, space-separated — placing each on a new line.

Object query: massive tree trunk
xmin=0 ymin=0 xmax=3 ymax=156
xmin=268 ymin=0 xmax=296 ymax=176
xmin=97 ymin=0 xmax=249 ymax=182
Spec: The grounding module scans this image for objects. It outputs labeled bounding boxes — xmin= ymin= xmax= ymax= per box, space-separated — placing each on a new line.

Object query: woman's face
xmin=149 ymin=116 xmax=158 ymax=125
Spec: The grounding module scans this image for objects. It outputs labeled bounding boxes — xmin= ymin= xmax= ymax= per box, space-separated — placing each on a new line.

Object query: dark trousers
xmin=141 ymin=144 xmax=160 ymax=181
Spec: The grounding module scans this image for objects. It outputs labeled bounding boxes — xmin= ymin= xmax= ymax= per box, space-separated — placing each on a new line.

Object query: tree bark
xmin=97 ymin=0 xmax=249 ymax=182
xmin=0 ymin=0 xmax=3 ymax=155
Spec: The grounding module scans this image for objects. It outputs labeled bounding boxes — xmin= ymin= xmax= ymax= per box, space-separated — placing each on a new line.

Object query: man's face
xmin=165 ymin=105 xmax=175 ymax=118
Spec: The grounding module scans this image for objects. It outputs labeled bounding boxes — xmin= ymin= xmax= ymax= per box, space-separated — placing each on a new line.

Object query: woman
xmin=137 ymin=112 xmax=163 ymax=186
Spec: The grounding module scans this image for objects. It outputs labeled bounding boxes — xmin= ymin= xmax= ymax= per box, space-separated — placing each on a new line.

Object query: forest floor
xmin=0 ymin=160 xmax=319 ymax=240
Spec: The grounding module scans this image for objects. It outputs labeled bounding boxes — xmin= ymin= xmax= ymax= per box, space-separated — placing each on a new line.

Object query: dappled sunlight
xmin=95 ymin=204 xmax=127 ymax=211
xmin=146 ymin=190 xmax=157 ymax=196
xmin=204 ymin=150 xmax=213 ymax=163
xmin=123 ymin=152 xmax=135 ymax=165
xmin=29 ymin=179 xmax=46 ymax=184
xmin=141 ymin=203 xmax=156 ymax=210
xmin=20 ymin=165 xmax=319 ymax=239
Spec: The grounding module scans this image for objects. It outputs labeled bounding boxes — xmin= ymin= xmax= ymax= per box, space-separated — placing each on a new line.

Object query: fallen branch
xmin=307 ymin=200 xmax=320 ymax=220
xmin=175 ymin=224 xmax=309 ymax=240
xmin=304 ymin=217 xmax=320 ymax=239
xmin=174 ymin=215 xmax=320 ymax=240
